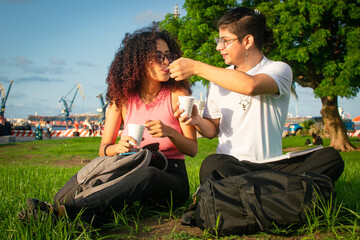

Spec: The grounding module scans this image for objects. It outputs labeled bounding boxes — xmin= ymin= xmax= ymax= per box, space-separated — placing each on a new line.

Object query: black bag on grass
xmin=182 ymin=170 xmax=335 ymax=236
xmin=54 ymin=143 xmax=167 ymax=205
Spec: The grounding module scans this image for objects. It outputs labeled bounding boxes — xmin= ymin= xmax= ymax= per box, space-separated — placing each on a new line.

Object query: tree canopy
xmin=160 ymin=0 xmax=239 ymax=85
xmin=161 ymin=0 xmax=360 ymax=151
xmin=258 ymin=0 xmax=360 ymax=151
xmin=257 ymin=0 xmax=360 ymax=100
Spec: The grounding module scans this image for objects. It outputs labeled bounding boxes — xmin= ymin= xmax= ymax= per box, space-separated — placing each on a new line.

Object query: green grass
xmin=0 ymin=137 xmax=100 ymax=166
xmin=0 ymin=136 xmax=359 ymax=239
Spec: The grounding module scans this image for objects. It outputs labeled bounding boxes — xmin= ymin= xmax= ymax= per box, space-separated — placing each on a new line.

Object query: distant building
xmin=28 ymin=114 xmax=101 ymax=126
xmin=173 ymin=3 xmax=181 ymax=17
xmin=194 ymin=99 xmax=205 ymax=116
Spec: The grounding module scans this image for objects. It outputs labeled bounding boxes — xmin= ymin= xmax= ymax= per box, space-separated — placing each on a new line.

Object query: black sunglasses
xmin=154 ymin=51 xmax=176 ymax=64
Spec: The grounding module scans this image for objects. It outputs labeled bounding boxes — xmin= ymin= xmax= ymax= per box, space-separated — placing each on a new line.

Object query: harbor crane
xmin=0 ymin=80 xmax=13 ymax=136
xmin=0 ymin=80 xmax=13 ymax=120
xmin=59 ymin=83 xmax=84 ymax=127
xmin=96 ymin=91 xmax=109 ymax=122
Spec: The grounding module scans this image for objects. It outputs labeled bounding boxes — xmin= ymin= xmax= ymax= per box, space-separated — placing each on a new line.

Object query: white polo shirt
xmin=203 ymin=56 xmax=293 ymax=161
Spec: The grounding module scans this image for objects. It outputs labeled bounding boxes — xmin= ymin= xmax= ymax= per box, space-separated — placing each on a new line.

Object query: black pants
xmin=65 ymin=159 xmax=189 ymax=224
xmin=199 ymin=147 xmax=344 ymax=184
xmin=46 ymin=130 xmax=51 ymax=139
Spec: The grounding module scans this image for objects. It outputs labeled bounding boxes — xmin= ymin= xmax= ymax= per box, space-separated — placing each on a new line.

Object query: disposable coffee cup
xmin=128 ymin=124 xmax=145 ymax=146
xmin=178 ymin=96 xmax=195 ymax=117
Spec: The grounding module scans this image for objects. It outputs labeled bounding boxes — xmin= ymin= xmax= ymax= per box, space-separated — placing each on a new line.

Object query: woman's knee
xmin=137 ymin=167 xmax=162 ymax=183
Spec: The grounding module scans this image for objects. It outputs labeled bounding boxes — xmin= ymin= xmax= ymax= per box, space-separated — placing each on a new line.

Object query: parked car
xmin=343 ymin=119 xmax=355 ymax=131
xmin=282 ymin=126 xmax=289 ymax=137
xmin=288 ymin=123 xmax=304 ymax=136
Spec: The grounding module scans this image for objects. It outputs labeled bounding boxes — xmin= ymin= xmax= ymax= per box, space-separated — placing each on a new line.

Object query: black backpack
xmin=182 ymin=170 xmax=335 ymax=236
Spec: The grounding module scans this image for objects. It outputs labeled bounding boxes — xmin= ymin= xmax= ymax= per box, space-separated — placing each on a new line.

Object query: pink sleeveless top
xmin=122 ymin=87 xmax=184 ymax=160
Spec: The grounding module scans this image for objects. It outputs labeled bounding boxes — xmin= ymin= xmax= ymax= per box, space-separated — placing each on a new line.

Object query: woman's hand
xmin=174 ymin=102 xmax=201 ymax=126
xmin=144 ymin=120 xmax=173 ymax=138
xmin=115 ymin=136 xmax=137 ymax=153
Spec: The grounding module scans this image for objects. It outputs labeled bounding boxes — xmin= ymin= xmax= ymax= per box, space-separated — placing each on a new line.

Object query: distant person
xmin=88 ymin=122 xmax=93 ymax=136
xmin=305 ymin=132 xmax=323 ymax=146
xmin=18 ymin=25 xmax=198 ymax=225
xmin=98 ymin=122 xmax=103 ymax=135
xmin=170 ymin=7 xmax=343 ymax=184
xmin=0 ymin=118 xmax=4 ymax=136
xmin=0 ymin=118 xmax=11 ymax=136
xmin=91 ymin=122 xmax=96 ymax=137
xmin=312 ymin=133 xmax=323 ymax=145
xmin=45 ymin=121 xmax=52 ymax=139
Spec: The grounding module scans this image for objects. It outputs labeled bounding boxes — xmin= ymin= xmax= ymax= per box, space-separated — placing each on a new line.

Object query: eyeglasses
xmin=215 ymin=37 xmax=240 ymax=48
xmin=154 ymin=51 xmax=176 ymax=64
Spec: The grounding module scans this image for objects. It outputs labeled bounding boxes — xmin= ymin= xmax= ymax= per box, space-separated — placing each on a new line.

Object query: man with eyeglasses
xmin=170 ymin=7 xmax=343 ymax=185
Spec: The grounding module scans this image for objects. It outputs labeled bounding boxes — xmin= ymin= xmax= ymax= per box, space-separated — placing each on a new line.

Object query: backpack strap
xmin=142 ymin=143 xmax=168 ymax=171
xmin=181 ymin=185 xmax=201 ymax=226
xmin=181 ymin=204 xmax=198 ymax=226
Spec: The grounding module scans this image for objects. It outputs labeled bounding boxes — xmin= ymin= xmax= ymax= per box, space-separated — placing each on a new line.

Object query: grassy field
xmin=0 ymin=136 xmax=359 ymax=239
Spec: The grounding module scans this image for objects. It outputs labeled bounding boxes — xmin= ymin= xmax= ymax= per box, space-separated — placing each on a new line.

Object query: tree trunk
xmin=320 ymin=96 xmax=357 ymax=152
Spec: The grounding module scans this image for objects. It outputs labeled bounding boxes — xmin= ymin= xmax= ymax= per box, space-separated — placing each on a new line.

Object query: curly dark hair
xmin=106 ymin=24 xmax=192 ymax=108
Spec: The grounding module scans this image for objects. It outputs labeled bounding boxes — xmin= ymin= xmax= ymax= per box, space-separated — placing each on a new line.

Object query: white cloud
xmin=0 ymin=76 xmax=11 ymax=83
xmin=16 ymin=76 xmax=64 ymax=83
xmin=49 ymin=58 xmax=66 ymax=66
xmin=22 ymin=65 xmax=75 ymax=75
xmin=0 ymin=56 xmax=33 ymax=67
xmin=8 ymin=91 xmax=26 ymax=99
xmin=1 ymin=56 xmax=74 ymax=74
xmin=133 ymin=10 xmax=165 ymax=25
xmin=76 ymin=61 xmax=97 ymax=68
xmin=14 ymin=56 xmax=33 ymax=66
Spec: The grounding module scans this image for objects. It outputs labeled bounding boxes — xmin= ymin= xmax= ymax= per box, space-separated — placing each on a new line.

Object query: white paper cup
xmin=127 ymin=124 xmax=145 ymax=146
xmin=179 ymin=96 xmax=195 ymax=117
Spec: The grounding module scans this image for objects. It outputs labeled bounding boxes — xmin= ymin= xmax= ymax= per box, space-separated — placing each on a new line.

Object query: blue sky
xmin=0 ymin=0 xmax=359 ymax=120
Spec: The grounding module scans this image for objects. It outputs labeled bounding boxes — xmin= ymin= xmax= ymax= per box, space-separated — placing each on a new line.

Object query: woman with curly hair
xmin=19 ymin=25 xmax=198 ymax=225
xmin=100 ymin=26 xmax=197 ymax=159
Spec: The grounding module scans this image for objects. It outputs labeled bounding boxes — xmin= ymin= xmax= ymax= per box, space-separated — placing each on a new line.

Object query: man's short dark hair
xmin=217 ymin=7 xmax=273 ymax=50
